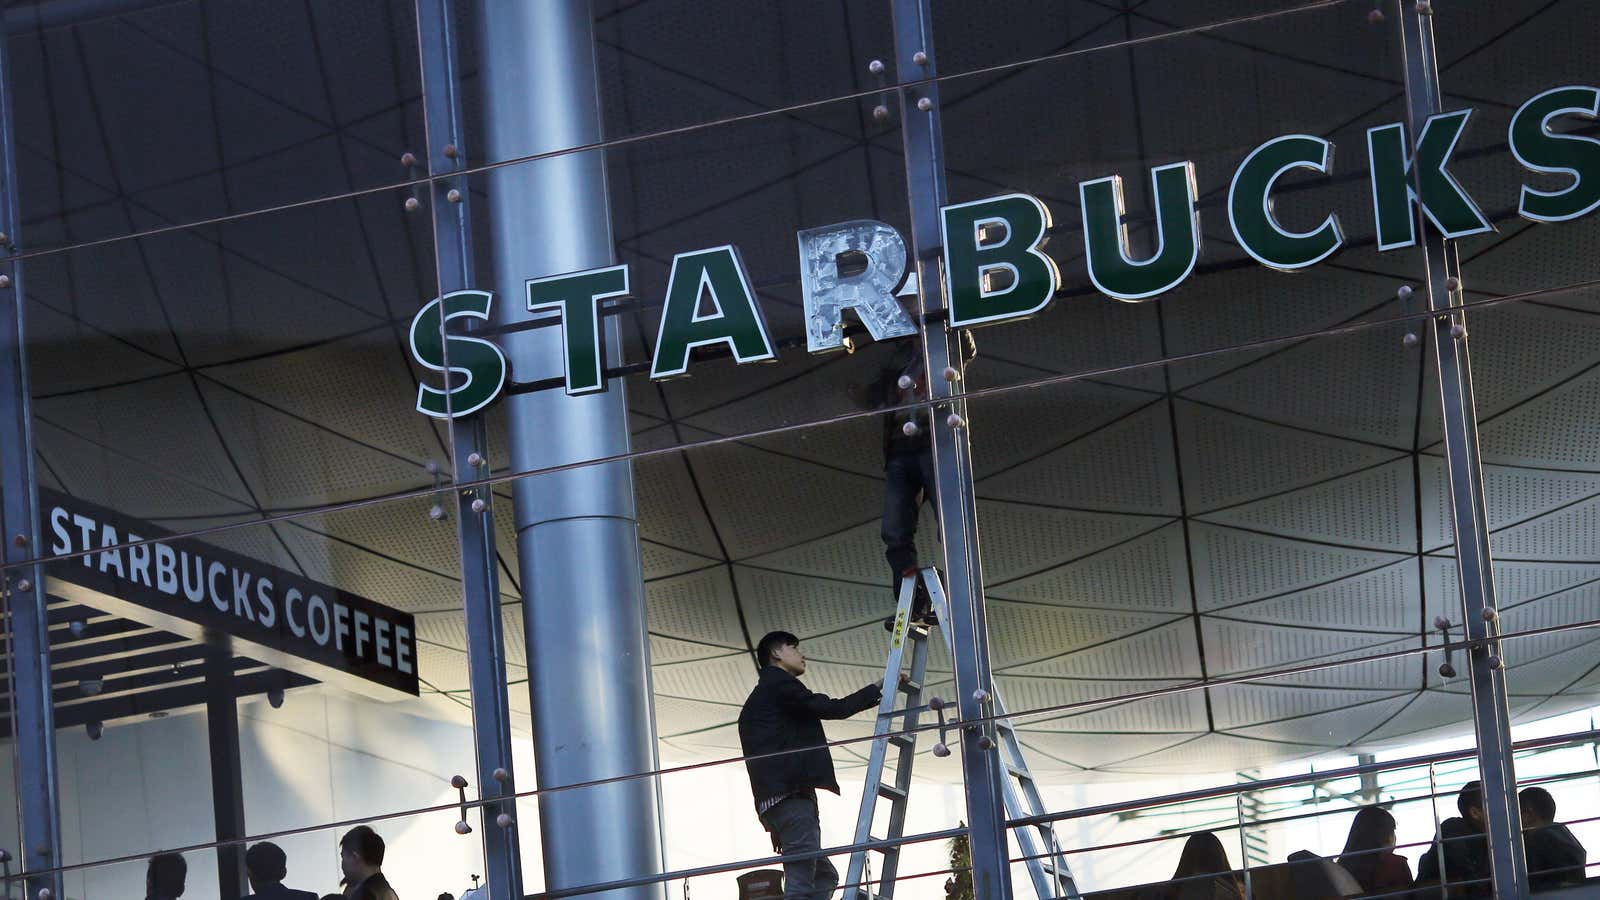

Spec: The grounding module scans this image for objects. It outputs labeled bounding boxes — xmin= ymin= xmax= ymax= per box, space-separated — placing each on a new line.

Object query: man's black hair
xmin=1457 ymin=780 xmax=1484 ymax=819
xmin=147 ymin=852 xmax=187 ymax=898
xmin=1520 ymin=786 xmax=1558 ymax=823
xmin=339 ymin=825 xmax=386 ymax=867
xmin=244 ymin=842 xmax=288 ymax=885
xmin=756 ymin=631 xmax=799 ymax=668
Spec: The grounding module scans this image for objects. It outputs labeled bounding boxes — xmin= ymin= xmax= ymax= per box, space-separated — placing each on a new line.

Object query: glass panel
xmin=1438 ymin=0 xmax=1600 ymax=304
xmin=932 ymin=0 xmax=1332 ymax=80
xmin=971 ymin=322 xmax=1453 ymax=787
xmin=994 ymin=654 xmax=1476 ymax=897
xmin=1460 ymin=285 xmax=1600 ymax=654
xmin=52 ymin=803 xmax=477 ymax=900
xmin=453 ymin=1 xmax=894 ymax=167
xmin=1506 ymin=701 xmax=1600 ymax=892
xmin=24 ymin=182 xmax=450 ymax=521
xmin=20 ymin=491 xmax=489 ymax=893
xmin=461 ymin=88 xmax=917 ymax=473
xmin=931 ymin=0 xmax=1429 ymax=399
xmin=633 ymin=410 xmax=965 ymax=899
xmin=9 ymin=0 xmax=426 ymax=253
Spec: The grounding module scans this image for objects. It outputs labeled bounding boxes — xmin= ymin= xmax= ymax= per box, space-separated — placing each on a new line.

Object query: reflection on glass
xmin=985 ymin=654 xmax=1479 ymax=897
xmin=32 ymin=493 xmax=487 ymax=897
xmin=452 ymin=1 xmax=894 ymax=166
xmin=973 ymin=321 xmax=1455 ymax=788
xmin=1439 ymin=1 xmax=1600 ymax=304
xmin=25 ymin=185 xmax=447 ymax=522
xmin=635 ymin=411 xmax=965 ymax=895
xmin=1459 ymin=290 xmax=1600 ymax=704
xmin=929 ymin=1 xmax=1440 ymax=400
xmin=9 ymin=1 xmax=425 ymax=252
xmin=466 ymin=88 xmax=916 ymax=467
xmin=931 ymin=0 xmax=1331 ymax=81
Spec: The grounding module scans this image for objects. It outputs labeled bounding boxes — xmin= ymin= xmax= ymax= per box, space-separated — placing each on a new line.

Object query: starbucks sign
xmin=409 ymin=84 xmax=1600 ymax=418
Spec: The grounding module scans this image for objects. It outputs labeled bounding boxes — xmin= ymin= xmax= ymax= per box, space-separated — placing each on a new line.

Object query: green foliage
xmin=944 ymin=823 xmax=974 ymax=900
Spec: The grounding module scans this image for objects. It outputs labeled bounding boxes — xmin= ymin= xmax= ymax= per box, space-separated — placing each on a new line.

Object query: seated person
xmin=1416 ymin=781 xmax=1491 ymax=897
xmin=1337 ymin=806 xmax=1414 ymax=897
xmin=1520 ymin=786 xmax=1587 ymax=891
xmin=1135 ymin=831 xmax=1245 ymax=900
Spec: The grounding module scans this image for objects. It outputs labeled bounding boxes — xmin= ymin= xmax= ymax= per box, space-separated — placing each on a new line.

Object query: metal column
xmin=0 ymin=22 xmax=63 ymax=900
xmin=473 ymin=2 xmax=665 ymax=898
xmin=1396 ymin=4 xmax=1527 ymax=897
xmin=204 ymin=650 xmax=246 ymax=900
xmin=413 ymin=3 xmax=525 ymax=900
xmin=887 ymin=3 xmax=1014 ymax=898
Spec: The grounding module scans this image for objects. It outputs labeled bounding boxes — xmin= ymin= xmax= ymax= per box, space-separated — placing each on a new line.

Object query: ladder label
xmin=890 ymin=610 xmax=908 ymax=649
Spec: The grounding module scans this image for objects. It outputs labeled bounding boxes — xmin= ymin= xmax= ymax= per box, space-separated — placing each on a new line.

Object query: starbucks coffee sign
xmin=409 ymin=84 xmax=1600 ymax=417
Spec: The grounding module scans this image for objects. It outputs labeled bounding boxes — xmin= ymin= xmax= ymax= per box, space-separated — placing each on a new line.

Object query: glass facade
xmin=1 ymin=2 xmax=1597 ymax=900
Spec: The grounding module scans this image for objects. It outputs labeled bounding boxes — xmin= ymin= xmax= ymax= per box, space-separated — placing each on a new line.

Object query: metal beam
xmin=206 ymin=649 xmax=247 ymax=900
xmin=413 ymin=2 xmax=525 ymax=899
xmin=1395 ymin=4 xmax=1527 ymax=897
xmin=0 ymin=668 xmax=316 ymax=738
xmin=0 ymin=16 xmax=63 ymax=900
xmin=886 ymin=3 xmax=1014 ymax=898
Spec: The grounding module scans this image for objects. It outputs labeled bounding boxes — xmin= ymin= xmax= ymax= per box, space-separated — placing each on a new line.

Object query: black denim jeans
xmin=881 ymin=447 xmax=936 ymax=588
xmin=759 ymin=794 xmax=838 ymax=900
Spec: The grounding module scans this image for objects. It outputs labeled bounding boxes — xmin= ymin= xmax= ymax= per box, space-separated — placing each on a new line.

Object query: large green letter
xmin=651 ymin=245 xmax=776 ymax=379
xmin=409 ymin=290 xmax=507 ymax=418
xmin=1228 ymin=135 xmax=1344 ymax=271
xmin=1080 ymin=162 xmax=1201 ymax=301
xmin=1367 ymin=110 xmax=1493 ymax=250
xmin=526 ymin=264 xmax=628 ymax=395
xmin=940 ymin=193 xmax=1060 ymax=329
xmin=1510 ymin=85 xmax=1600 ymax=224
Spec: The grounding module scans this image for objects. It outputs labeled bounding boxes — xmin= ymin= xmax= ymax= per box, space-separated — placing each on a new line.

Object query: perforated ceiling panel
xmin=17 ymin=0 xmax=1600 ymax=781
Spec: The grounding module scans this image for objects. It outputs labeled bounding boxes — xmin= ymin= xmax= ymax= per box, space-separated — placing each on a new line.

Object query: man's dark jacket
xmin=245 ymin=884 xmax=319 ymax=900
xmin=1525 ymin=822 xmax=1587 ymax=889
xmin=738 ymin=666 xmax=880 ymax=814
xmin=1416 ymin=817 xmax=1490 ymax=897
xmin=345 ymin=873 xmax=398 ymax=900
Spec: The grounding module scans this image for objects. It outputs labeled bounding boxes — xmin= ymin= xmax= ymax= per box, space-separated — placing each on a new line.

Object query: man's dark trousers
xmin=760 ymin=794 xmax=837 ymax=900
xmin=881 ymin=447 xmax=936 ymax=585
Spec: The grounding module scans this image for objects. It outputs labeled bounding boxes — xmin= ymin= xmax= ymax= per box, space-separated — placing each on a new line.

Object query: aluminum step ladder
xmin=843 ymin=567 xmax=1081 ymax=900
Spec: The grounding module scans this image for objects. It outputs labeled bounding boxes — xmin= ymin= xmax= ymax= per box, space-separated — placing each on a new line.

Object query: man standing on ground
xmin=739 ymin=631 xmax=882 ymax=900
xmin=339 ymin=826 xmax=398 ymax=900
xmin=1520 ymin=786 xmax=1587 ymax=890
xmin=243 ymin=842 xmax=318 ymax=900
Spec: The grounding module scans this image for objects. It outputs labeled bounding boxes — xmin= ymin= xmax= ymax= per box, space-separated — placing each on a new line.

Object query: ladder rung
xmin=1007 ymin=764 xmax=1033 ymax=782
xmin=897 ymin=678 xmax=923 ymax=694
xmin=888 ymin=733 xmax=916 ymax=750
xmin=876 ymin=782 xmax=908 ymax=802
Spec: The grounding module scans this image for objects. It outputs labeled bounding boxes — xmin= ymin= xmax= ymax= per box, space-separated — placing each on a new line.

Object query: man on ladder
xmin=739 ymin=631 xmax=884 ymax=900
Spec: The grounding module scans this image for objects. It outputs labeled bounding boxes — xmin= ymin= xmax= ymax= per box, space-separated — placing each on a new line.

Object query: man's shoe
xmin=910 ymin=581 xmax=937 ymax=628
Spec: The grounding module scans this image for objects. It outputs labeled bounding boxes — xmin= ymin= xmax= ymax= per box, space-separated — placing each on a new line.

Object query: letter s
xmin=1511 ymin=85 xmax=1600 ymax=223
xmin=410 ymin=290 xmax=508 ymax=419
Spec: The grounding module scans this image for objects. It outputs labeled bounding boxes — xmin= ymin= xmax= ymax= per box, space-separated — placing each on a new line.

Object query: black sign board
xmin=41 ymin=489 xmax=420 ymax=697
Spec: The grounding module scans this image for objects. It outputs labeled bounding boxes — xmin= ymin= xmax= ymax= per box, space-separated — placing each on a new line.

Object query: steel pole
xmin=204 ymin=650 xmax=246 ymax=900
xmin=886 ymin=3 xmax=1014 ymax=898
xmin=473 ymin=3 xmax=664 ymax=898
xmin=1395 ymin=4 xmax=1527 ymax=897
xmin=413 ymin=2 xmax=526 ymax=899
xmin=0 ymin=21 xmax=63 ymax=900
